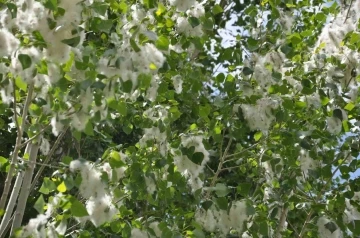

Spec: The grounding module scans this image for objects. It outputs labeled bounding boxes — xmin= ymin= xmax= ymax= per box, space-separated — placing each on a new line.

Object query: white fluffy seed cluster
xmin=69 ymin=156 xmax=127 ymax=227
xmin=297 ymin=149 xmax=318 ymax=180
xmin=0 ymin=0 xmax=169 ymax=135
xmin=130 ymin=222 xmax=162 ymax=238
xmin=344 ymin=192 xmax=360 ymax=224
xmin=240 ymin=97 xmax=281 ymax=132
xmin=317 ymin=216 xmax=342 ymax=238
xmin=21 ymin=194 xmax=63 ymax=237
xmin=171 ymin=1 xmax=205 ymax=37
xmin=305 ymin=1 xmax=360 ymax=95
xmin=195 ymin=201 xmax=249 ymax=236
xmin=173 ymin=135 xmax=210 ymax=191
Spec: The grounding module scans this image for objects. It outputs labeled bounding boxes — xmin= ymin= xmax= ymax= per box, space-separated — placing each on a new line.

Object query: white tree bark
xmin=0 ymin=169 xmax=24 ymax=237
xmin=10 ymin=142 xmax=40 ymax=234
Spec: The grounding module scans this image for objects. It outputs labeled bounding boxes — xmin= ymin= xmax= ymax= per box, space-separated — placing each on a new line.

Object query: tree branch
xmin=30 ymin=127 xmax=69 ymax=192
xmin=205 ymin=137 xmax=233 ymax=199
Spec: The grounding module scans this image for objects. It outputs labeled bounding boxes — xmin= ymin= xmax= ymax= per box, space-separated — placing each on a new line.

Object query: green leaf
xmin=143 ymin=0 xmax=156 ymax=8
xmin=349 ymin=220 xmax=360 ymax=235
xmin=237 ymin=183 xmax=252 ymax=196
xmin=188 ymin=17 xmax=201 ymax=28
xmin=295 ymin=101 xmax=307 ymax=108
xmin=110 ymin=221 xmax=122 ymax=233
xmin=97 ymin=19 xmax=113 ymax=33
xmin=122 ymin=122 xmax=133 ymax=135
xmin=71 ymin=199 xmax=89 ymax=217
xmin=34 ymin=195 xmax=45 ymax=214
xmin=324 ymin=221 xmax=338 ymax=233
xmin=289 ymin=33 xmax=302 ymax=45
xmin=300 ymin=138 xmax=311 ymax=150
xmin=247 ymin=37 xmax=259 ymax=51
xmin=243 ymin=67 xmax=254 ymax=75
xmin=44 ymin=0 xmax=58 ymax=11
xmin=216 ymin=197 xmax=228 ymax=210
xmin=57 ymin=181 xmax=67 ymax=193
xmin=342 ymin=120 xmax=350 ymax=132
xmin=92 ymin=2 xmax=108 ymax=16
xmin=201 ymin=201 xmax=213 ymax=210
xmin=259 ymin=221 xmax=269 ymax=236
xmin=212 ymin=4 xmax=223 ymax=15
xmin=156 ymin=35 xmax=170 ymax=51
xmin=344 ymin=102 xmax=355 ymax=111
xmin=130 ymin=39 xmax=141 ymax=52
xmin=6 ymin=3 xmax=17 ymax=18
xmin=333 ymin=109 xmax=343 ymax=121
xmin=254 ymin=131 xmax=262 ymax=141
xmin=84 ymin=121 xmax=94 ymax=136
xmin=18 ymin=54 xmax=32 ymax=70
xmin=122 ymin=80 xmax=133 ymax=93
xmin=0 ymin=156 xmax=8 ymax=167
xmin=109 ymin=151 xmax=125 ymax=168
xmin=199 ymin=105 xmax=210 ymax=118
xmin=191 ymin=152 xmax=204 ymax=165
xmin=39 ymin=178 xmax=56 ymax=194
xmin=15 ymin=77 xmax=27 ymax=91
xmin=61 ymin=36 xmax=81 ymax=47
xmin=315 ymin=12 xmax=326 ymax=22
xmin=215 ymin=183 xmax=230 ymax=197
xmin=73 ymin=130 xmax=82 ymax=142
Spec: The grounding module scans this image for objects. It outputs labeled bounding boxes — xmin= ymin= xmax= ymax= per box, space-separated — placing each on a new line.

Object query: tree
xmin=0 ymin=0 xmax=360 ymax=237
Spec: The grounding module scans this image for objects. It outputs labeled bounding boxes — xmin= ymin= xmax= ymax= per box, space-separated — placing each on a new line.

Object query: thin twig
xmin=205 ymin=137 xmax=233 ymax=199
xmin=30 ymin=127 xmax=69 ymax=192
xmin=223 ymin=142 xmax=259 ymax=162
xmin=344 ymin=0 xmax=354 ymax=23
xmin=19 ymin=123 xmax=51 ymax=149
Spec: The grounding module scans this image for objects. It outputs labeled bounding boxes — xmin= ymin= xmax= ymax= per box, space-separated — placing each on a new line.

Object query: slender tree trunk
xmin=0 ymin=83 xmax=34 ymax=211
xmin=275 ymin=206 xmax=288 ymax=238
xmin=0 ymin=169 xmax=24 ymax=238
xmin=10 ymin=142 xmax=39 ymax=234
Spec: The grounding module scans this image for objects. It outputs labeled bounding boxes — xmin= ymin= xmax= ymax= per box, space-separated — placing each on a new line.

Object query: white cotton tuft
xmin=69 ymin=160 xmax=83 ymax=172
xmin=172 ymin=75 xmax=183 ymax=94
xmin=40 ymin=137 xmax=50 ymax=155
xmin=140 ymin=44 xmax=165 ymax=70
xmin=298 ymin=149 xmax=319 ymax=179
xmin=317 ymin=216 xmax=342 ymax=238
xmin=176 ymin=16 xmax=203 ymax=37
xmin=169 ymin=0 xmax=196 ymax=12
xmin=86 ymin=195 xmax=117 ymax=227
xmin=131 ymin=228 xmax=148 ymax=238
xmin=145 ymin=176 xmax=157 ymax=194
xmin=21 ymin=194 xmax=63 ymax=237
xmin=10 ymin=47 xmax=41 ymax=83
xmin=51 ymin=117 xmax=64 ymax=137
xmin=326 ymin=117 xmax=342 ymax=134
xmin=0 ymin=29 xmax=19 ymax=57
xmin=187 ymin=2 xmax=205 ymax=18
xmin=173 ymin=135 xmax=210 ymax=191
xmin=195 ymin=208 xmax=217 ymax=232
xmin=149 ymin=222 xmax=162 ymax=237
xmin=228 ymin=201 xmax=248 ymax=234
xmin=241 ymin=97 xmax=280 ymax=132
xmin=300 ymin=93 xmax=321 ymax=109
xmin=195 ymin=201 xmax=249 ymax=236
xmin=71 ymin=112 xmax=89 ymax=131
xmin=146 ymin=75 xmax=160 ymax=102
xmin=139 ymin=127 xmax=167 ymax=156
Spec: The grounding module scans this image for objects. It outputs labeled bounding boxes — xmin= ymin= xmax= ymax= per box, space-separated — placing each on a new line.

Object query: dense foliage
xmin=0 ymin=0 xmax=360 ymax=237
